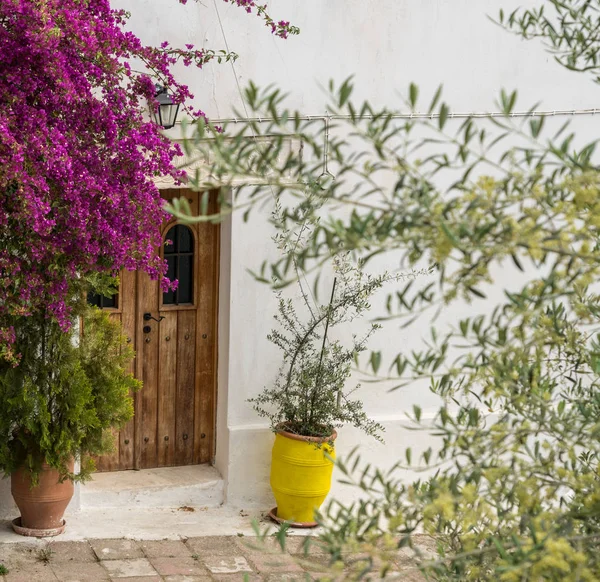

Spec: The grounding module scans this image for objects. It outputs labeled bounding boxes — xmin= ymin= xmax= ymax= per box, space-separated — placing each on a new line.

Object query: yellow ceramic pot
xmin=270 ymin=425 xmax=336 ymax=526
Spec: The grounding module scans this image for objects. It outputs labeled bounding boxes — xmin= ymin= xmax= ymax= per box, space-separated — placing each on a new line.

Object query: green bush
xmin=176 ymin=1 xmax=600 ymax=578
xmin=248 ymin=199 xmax=387 ymax=440
xmin=0 ymin=304 xmax=139 ymax=483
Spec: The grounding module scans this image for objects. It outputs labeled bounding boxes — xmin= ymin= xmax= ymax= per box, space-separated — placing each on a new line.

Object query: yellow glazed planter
xmin=270 ymin=425 xmax=337 ymax=527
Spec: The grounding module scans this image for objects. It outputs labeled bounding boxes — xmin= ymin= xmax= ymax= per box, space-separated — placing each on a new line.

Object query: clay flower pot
xmin=11 ymin=460 xmax=74 ymax=537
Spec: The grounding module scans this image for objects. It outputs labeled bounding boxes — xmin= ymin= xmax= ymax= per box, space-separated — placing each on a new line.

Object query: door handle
xmin=143 ymin=313 xmax=165 ymax=323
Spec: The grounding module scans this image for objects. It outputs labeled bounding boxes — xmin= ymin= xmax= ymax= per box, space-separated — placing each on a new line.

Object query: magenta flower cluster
xmin=0 ymin=0 xmax=184 ymax=333
xmin=225 ymin=1 xmax=299 ymax=39
xmin=0 ymin=0 xmax=295 ymax=363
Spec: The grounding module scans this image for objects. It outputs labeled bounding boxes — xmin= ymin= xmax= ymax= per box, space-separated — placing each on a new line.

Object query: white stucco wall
xmin=3 ymin=1 xmax=598 ymax=521
xmin=112 ymin=0 xmax=600 ymax=510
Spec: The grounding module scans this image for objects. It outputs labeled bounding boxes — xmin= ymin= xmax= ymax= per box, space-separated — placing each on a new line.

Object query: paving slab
xmin=114 ymin=577 xmax=163 ymax=582
xmin=163 ymin=576 xmax=215 ymax=582
xmin=236 ymin=536 xmax=285 ymax=554
xmin=45 ymin=540 xmax=98 ymax=562
xmin=263 ymin=575 xmax=315 ymax=582
xmin=101 ymin=557 xmax=159 ymax=578
xmin=50 ymin=559 xmax=110 ymax=581
xmin=139 ymin=540 xmax=192 ymax=559
xmin=91 ymin=539 xmax=145 ymax=561
xmin=209 ymin=575 xmax=264 ymax=582
xmin=185 ymin=536 xmax=241 ymax=556
xmin=0 ymin=542 xmax=42 ymax=568
xmin=202 ymin=555 xmax=254 ymax=574
xmin=280 ymin=537 xmax=328 ymax=556
xmin=293 ymin=554 xmax=332 ymax=573
xmin=244 ymin=551 xmax=304 ymax=575
xmin=148 ymin=556 xmax=209 ymax=577
xmin=3 ymin=562 xmax=59 ymax=581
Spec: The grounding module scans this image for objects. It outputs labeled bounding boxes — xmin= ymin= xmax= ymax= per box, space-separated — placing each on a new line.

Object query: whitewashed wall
xmin=112 ymin=0 xmax=600 ymax=509
xmin=2 ymin=1 xmax=595 ymax=521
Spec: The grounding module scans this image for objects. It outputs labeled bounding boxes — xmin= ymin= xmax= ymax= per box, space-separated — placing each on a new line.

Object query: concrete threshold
xmin=79 ymin=465 xmax=224 ymax=510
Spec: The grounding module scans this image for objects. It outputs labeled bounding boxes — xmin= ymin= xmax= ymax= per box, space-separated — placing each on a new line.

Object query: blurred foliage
xmin=177 ymin=1 xmax=600 ymax=579
xmin=0 ymin=284 xmax=139 ymax=483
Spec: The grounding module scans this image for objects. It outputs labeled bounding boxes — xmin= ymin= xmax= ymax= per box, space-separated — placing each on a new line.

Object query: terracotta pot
xmin=11 ymin=460 xmax=74 ymax=536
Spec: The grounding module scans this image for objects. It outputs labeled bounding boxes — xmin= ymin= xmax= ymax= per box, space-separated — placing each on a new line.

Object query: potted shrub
xmin=0 ymin=289 xmax=139 ymax=537
xmin=250 ymin=253 xmax=386 ymax=527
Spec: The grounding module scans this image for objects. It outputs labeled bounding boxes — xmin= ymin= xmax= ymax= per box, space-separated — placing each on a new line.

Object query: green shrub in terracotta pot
xmin=0 ymin=291 xmax=139 ymax=536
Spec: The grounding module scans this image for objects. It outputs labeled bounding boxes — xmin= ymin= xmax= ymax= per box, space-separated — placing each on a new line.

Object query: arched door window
xmin=163 ymin=224 xmax=194 ymax=305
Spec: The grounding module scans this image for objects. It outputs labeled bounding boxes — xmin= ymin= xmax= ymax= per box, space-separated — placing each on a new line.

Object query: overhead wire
xmin=179 ymin=107 xmax=600 ymax=127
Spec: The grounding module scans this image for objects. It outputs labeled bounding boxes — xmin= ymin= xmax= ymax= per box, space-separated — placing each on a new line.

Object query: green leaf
xmin=529 ymin=116 xmax=545 ymax=138
xmin=409 ymin=83 xmax=419 ymax=108
xmin=438 ymin=103 xmax=449 ymax=130
xmin=511 ymin=253 xmax=524 ymax=272
xmin=413 ymin=405 xmax=422 ymax=422
xmin=440 ymin=222 xmax=460 ymax=247
xmin=468 ymin=286 xmax=487 ymax=299
xmin=200 ymin=191 xmax=209 ymax=216
xmin=370 ymin=351 xmax=382 ymax=374
xmin=338 ymin=77 xmax=354 ymax=108
xmin=500 ymin=89 xmax=518 ymax=115
xmin=492 ymin=538 xmax=508 ymax=560
xmin=428 ymin=85 xmax=443 ymax=114
xmin=423 ymin=448 xmax=432 ymax=464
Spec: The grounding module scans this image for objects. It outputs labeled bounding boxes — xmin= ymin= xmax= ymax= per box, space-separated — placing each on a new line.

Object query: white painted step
xmin=79 ymin=465 xmax=224 ymax=509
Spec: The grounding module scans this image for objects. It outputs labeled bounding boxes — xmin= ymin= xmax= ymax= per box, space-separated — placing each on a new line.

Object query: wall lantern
xmin=151 ymin=84 xmax=180 ymax=130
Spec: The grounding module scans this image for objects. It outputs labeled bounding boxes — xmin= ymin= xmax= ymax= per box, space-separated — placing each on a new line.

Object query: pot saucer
xmin=268 ymin=507 xmax=318 ymax=528
xmin=11 ymin=517 xmax=66 ymax=537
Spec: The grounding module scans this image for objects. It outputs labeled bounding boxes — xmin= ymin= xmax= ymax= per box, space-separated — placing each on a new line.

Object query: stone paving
xmin=0 ymin=535 xmax=430 ymax=581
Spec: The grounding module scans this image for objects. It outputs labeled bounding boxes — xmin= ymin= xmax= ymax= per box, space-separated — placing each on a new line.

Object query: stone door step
xmin=79 ymin=465 xmax=224 ymax=509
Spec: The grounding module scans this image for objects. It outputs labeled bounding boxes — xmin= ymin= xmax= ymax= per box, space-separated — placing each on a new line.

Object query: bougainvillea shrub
xmin=0 ymin=0 xmax=296 ymax=363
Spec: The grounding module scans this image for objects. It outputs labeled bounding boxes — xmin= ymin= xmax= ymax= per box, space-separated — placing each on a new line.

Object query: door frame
xmin=131 ymin=188 xmax=220 ymax=470
xmin=94 ymin=187 xmax=220 ymax=472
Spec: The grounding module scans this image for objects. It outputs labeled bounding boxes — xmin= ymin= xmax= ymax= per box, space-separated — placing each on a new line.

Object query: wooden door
xmin=95 ymin=189 xmax=219 ymax=471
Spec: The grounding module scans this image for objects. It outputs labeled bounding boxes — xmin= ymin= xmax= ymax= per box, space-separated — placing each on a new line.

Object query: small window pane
xmin=87 ymin=293 xmax=101 ymax=307
xmin=162 ymin=225 xmax=194 ymax=306
xmin=163 ymin=255 xmax=176 ymax=305
xmin=179 ymin=226 xmax=193 ymax=253
xmin=87 ymin=292 xmax=117 ymax=309
xmin=178 ymin=256 xmax=193 ymax=304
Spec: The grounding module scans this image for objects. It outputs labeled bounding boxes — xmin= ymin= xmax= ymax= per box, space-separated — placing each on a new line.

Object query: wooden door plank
xmin=138 ymin=271 xmax=159 ymax=469
xmin=157 ymin=311 xmax=177 ymax=467
xmin=119 ymin=268 xmax=137 ymax=471
xmin=194 ymin=191 xmax=219 ymax=464
xmin=207 ymin=196 xmax=220 ymax=463
xmin=175 ymin=309 xmax=196 ymax=465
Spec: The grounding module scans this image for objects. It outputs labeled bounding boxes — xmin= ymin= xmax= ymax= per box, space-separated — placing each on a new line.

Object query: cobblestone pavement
xmin=0 ymin=535 xmax=430 ymax=581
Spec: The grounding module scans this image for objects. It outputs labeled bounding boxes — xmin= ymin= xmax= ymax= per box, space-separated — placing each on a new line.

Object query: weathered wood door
xmin=96 ymin=189 xmax=219 ymax=471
